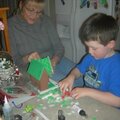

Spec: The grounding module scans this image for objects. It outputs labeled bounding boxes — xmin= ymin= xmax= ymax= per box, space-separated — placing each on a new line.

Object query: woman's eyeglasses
xmin=24 ymin=6 xmax=43 ymax=16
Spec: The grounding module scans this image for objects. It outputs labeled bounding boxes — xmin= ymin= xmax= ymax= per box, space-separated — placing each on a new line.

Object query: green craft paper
xmin=27 ymin=57 xmax=53 ymax=81
xmin=38 ymin=56 xmax=53 ymax=76
xmin=27 ymin=60 xmax=44 ymax=80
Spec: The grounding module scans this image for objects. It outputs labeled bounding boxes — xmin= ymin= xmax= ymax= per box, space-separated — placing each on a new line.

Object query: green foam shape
xmin=61 ymin=99 xmax=72 ymax=108
xmin=37 ymin=104 xmax=44 ymax=110
xmin=27 ymin=60 xmax=44 ymax=80
xmin=47 ymin=96 xmax=55 ymax=104
xmin=38 ymin=56 xmax=53 ymax=76
xmin=92 ymin=117 xmax=97 ymax=120
xmin=27 ymin=56 xmax=53 ymax=81
xmin=48 ymin=82 xmax=55 ymax=88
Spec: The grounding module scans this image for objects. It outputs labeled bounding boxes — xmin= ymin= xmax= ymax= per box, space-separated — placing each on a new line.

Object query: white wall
xmin=55 ymin=0 xmax=75 ymax=61
xmin=45 ymin=0 xmax=74 ymax=61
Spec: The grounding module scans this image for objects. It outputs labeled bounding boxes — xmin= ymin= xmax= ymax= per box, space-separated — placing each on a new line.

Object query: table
xmin=12 ymin=94 xmax=120 ymax=120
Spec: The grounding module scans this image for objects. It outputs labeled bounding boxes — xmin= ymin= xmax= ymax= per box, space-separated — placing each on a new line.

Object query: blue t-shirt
xmin=76 ymin=53 xmax=120 ymax=97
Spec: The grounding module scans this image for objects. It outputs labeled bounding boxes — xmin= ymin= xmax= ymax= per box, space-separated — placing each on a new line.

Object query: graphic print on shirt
xmin=84 ymin=65 xmax=101 ymax=88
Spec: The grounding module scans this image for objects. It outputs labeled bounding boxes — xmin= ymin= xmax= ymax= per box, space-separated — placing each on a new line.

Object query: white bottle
xmin=72 ymin=104 xmax=87 ymax=117
xmin=3 ymin=96 xmax=13 ymax=120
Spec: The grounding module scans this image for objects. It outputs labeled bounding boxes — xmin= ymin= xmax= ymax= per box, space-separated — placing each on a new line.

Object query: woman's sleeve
xmin=45 ymin=16 xmax=65 ymax=61
xmin=8 ymin=18 xmax=23 ymax=66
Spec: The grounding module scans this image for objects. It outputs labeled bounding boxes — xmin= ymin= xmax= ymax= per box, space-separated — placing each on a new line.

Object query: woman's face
xmin=21 ymin=1 xmax=45 ymax=24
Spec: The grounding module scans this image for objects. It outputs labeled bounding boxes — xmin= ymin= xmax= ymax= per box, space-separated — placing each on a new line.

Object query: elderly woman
xmin=8 ymin=0 xmax=64 ymax=67
xmin=8 ymin=0 xmax=78 ymax=87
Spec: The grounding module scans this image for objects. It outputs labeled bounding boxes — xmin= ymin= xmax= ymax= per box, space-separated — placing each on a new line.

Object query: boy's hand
xmin=58 ymin=75 xmax=74 ymax=93
xmin=71 ymin=88 xmax=88 ymax=99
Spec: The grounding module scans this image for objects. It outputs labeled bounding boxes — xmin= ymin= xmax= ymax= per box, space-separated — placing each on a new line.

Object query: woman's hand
xmin=51 ymin=55 xmax=60 ymax=68
xmin=28 ymin=52 xmax=40 ymax=61
xmin=23 ymin=52 xmax=40 ymax=63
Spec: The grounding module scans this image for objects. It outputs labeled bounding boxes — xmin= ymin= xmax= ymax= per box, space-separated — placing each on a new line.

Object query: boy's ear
xmin=107 ymin=40 xmax=116 ymax=48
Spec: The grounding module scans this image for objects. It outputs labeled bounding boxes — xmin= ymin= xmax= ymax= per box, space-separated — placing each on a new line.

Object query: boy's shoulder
xmin=112 ymin=52 xmax=120 ymax=58
xmin=82 ymin=53 xmax=120 ymax=63
xmin=107 ymin=53 xmax=120 ymax=68
xmin=79 ymin=54 xmax=93 ymax=64
xmin=83 ymin=54 xmax=94 ymax=60
xmin=112 ymin=52 xmax=120 ymax=62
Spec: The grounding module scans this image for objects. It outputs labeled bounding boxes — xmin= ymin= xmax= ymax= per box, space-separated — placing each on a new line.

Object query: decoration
xmin=0 ymin=21 xmax=4 ymax=30
xmin=0 ymin=51 xmax=21 ymax=88
xmin=27 ymin=56 xmax=53 ymax=80
xmin=80 ymin=0 xmax=108 ymax=9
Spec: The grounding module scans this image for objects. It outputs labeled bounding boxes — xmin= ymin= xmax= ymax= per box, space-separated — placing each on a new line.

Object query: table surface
xmin=11 ymin=76 xmax=120 ymax=120
xmin=13 ymin=95 xmax=120 ymax=120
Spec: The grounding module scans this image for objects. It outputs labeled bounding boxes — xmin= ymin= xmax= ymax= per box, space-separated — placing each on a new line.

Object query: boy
xmin=59 ymin=13 xmax=120 ymax=107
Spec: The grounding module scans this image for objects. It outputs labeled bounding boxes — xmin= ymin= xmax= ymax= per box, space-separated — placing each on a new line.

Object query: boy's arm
xmin=72 ymin=88 xmax=120 ymax=107
xmin=70 ymin=68 xmax=82 ymax=79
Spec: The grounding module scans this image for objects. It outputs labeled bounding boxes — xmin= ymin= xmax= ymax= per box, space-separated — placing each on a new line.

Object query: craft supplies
xmin=58 ymin=110 xmax=65 ymax=120
xmin=3 ymin=96 xmax=14 ymax=120
xmin=72 ymin=104 xmax=87 ymax=117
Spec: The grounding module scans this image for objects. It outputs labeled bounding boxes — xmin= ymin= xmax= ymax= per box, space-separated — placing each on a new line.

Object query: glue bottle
xmin=0 ymin=105 xmax=4 ymax=120
xmin=72 ymin=104 xmax=87 ymax=117
xmin=58 ymin=110 xmax=65 ymax=120
xmin=3 ymin=96 xmax=13 ymax=120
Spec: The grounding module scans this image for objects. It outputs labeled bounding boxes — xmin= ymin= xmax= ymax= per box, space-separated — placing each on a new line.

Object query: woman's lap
xmin=50 ymin=57 xmax=75 ymax=81
xmin=50 ymin=57 xmax=84 ymax=87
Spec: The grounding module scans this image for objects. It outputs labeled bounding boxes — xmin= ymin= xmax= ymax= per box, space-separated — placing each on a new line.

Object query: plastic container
xmin=2 ymin=96 xmax=14 ymax=120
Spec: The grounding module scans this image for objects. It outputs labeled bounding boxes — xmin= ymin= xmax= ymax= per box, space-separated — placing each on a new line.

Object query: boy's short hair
xmin=79 ymin=13 xmax=119 ymax=46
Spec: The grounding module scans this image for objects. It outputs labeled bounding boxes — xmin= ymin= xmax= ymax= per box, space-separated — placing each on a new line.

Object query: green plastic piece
xmin=37 ymin=91 xmax=50 ymax=99
xmin=92 ymin=117 xmax=97 ymax=120
xmin=4 ymin=87 xmax=13 ymax=93
xmin=51 ymin=88 xmax=61 ymax=95
xmin=24 ymin=105 xmax=34 ymax=113
xmin=37 ymin=104 xmax=44 ymax=109
xmin=47 ymin=96 xmax=55 ymax=104
xmin=60 ymin=99 xmax=72 ymax=108
xmin=100 ymin=0 xmax=107 ymax=5
xmin=27 ymin=56 xmax=53 ymax=80
xmin=37 ymin=87 xmax=73 ymax=109
xmin=48 ymin=82 xmax=56 ymax=88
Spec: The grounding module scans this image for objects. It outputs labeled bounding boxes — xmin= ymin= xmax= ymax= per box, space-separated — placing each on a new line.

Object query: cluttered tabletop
xmin=0 ymin=53 xmax=119 ymax=120
xmin=11 ymin=81 xmax=120 ymax=120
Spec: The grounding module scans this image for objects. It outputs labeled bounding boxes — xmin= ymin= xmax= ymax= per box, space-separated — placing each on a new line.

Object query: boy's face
xmin=21 ymin=1 xmax=45 ymax=24
xmin=85 ymin=40 xmax=115 ymax=59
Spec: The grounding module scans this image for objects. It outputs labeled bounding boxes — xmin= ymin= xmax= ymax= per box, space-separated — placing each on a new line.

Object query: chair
xmin=0 ymin=7 xmax=10 ymax=52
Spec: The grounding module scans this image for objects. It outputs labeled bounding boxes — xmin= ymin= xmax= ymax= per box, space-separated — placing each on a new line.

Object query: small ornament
xmin=15 ymin=68 xmax=19 ymax=75
xmin=0 ymin=51 xmax=21 ymax=88
xmin=0 ymin=21 xmax=4 ymax=30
